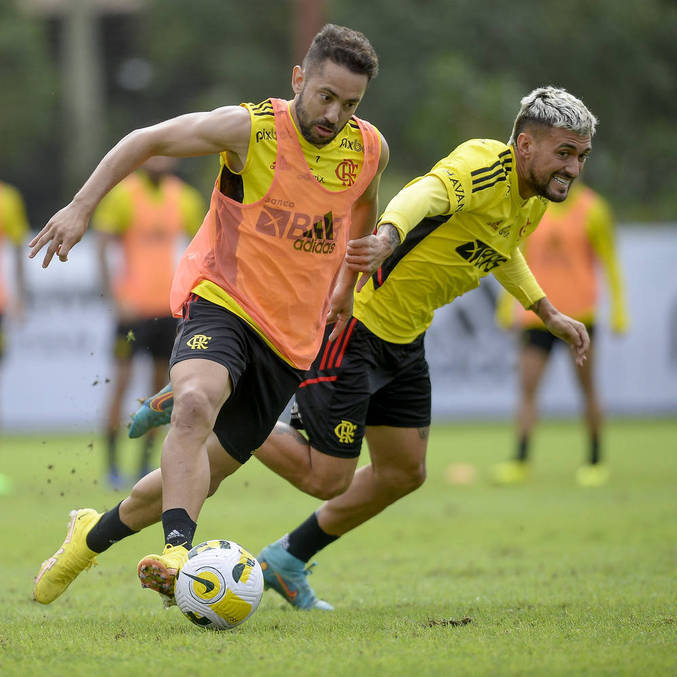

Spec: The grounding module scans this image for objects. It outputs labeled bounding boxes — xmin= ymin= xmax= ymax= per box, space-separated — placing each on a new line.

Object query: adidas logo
xmin=293 ymin=212 xmax=336 ymax=254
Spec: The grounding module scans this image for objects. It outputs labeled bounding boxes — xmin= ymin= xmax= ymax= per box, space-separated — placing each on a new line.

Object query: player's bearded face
xmin=527 ymin=163 xmax=575 ymax=203
xmin=293 ymin=60 xmax=367 ymax=147
xmin=527 ymin=128 xmax=592 ymax=203
xmin=295 ymin=88 xmax=342 ymax=146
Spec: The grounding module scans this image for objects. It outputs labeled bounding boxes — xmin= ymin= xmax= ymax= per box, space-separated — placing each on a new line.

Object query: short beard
xmin=529 ymin=169 xmax=569 ymax=203
xmin=294 ymin=89 xmax=339 ymax=147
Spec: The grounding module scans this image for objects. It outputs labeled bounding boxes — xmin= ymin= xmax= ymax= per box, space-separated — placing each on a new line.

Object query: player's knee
xmin=404 ymin=463 xmax=427 ymax=491
xmin=300 ymin=458 xmax=354 ymax=499
xmin=307 ymin=472 xmax=352 ymax=500
xmin=172 ymin=387 xmax=213 ymax=430
xmin=379 ymin=461 xmax=426 ymax=495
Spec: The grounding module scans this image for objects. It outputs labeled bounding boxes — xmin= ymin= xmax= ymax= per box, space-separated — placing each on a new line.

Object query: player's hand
xmin=326 ymin=284 xmax=354 ymax=341
xmin=530 ymin=297 xmax=590 ymax=366
xmin=28 ymin=202 xmax=91 ymax=268
xmin=543 ymin=312 xmax=590 ymax=367
xmin=346 ymin=224 xmax=400 ymax=293
xmin=345 ymin=234 xmax=382 ymax=293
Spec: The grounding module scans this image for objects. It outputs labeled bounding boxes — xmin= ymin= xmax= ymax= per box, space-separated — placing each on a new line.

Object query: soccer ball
xmin=175 ymin=539 xmax=264 ymax=630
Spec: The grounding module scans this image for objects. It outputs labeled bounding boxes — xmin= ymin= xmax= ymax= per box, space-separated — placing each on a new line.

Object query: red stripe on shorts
xmin=334 ymin=317 xmax=358 ymax=368
xmin=318 ymin=332 xmax=335 ymax=371
xmin=325 ymin=324 xmax=347 ymax=369
xmin=298 ymin=375 xmax=338 ymax=389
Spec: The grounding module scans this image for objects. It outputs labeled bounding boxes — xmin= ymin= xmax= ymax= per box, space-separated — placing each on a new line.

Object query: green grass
xmin=1 ymin=419 xmax=676 ymax=676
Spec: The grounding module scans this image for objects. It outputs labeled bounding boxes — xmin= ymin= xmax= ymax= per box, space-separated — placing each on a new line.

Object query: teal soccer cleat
xmin=258 ymin=542 xmax=333 ymax=611
xmin=128 ymin=383 xmax=174 ymax=438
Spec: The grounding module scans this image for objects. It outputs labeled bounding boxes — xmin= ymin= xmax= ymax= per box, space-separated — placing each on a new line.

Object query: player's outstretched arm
xmin=530 ymin=296 xmax=590 ymax=366
xmin=29 ymin=106 xmax=251 ymax=268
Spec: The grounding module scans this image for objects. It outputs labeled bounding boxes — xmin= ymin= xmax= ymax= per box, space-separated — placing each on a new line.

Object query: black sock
xmin=589 ymin=432 xmax=601 ymax=465
xmin=162 ymin=508 xmax=196 ymax=549
xmin=86 ymin=502 xmax=137 ymax=553
xmin=516 ymin=435 xmax=529 ymax=462
xmin=282 ymin=512 xmax=339 ymax=563
xmin=107 ymin=431 xmax=118 ymax=473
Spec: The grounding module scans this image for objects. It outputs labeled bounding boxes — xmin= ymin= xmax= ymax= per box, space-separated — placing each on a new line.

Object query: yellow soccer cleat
xmin=34 ymin=508 xmax=102 ymax=604
xmin=576 ymin=464 xmax=610 ymax=487
xmin=137 ymin=543 xmax=189 ymax=600
xmin=490 ymin=460 xmax=530 ymax=486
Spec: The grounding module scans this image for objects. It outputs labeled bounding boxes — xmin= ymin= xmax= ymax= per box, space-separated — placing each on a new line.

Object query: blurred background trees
xmin=3 ymin=0 xmax=676 ymax=227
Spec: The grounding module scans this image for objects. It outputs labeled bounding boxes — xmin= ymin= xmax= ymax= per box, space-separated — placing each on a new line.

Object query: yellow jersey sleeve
xmin=585 ymin=195 xmax=629 ymax=332
xmin=492 ymin=248 xmax=545 ymax=310
xmin=93 ymin=183 xmax=133 ymax=234
xmin=0 ymin=183 xmax=30 ymax=244
xmin=377 ymin=175 xmax=450 ymax=243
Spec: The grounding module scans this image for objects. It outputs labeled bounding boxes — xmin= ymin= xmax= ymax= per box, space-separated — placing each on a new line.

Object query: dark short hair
xmin=303 ymin=24 xmax=379 ymax=80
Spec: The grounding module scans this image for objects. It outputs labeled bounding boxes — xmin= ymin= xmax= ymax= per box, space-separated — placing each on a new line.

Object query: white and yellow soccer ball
xmin=175 ymin=539 xmax=264 ymax=630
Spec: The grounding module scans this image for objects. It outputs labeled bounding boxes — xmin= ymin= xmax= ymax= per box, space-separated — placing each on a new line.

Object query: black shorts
xmin=522 ymin=324 xmax=596 ymax=355
xmin=114 ymin=316 xmax=178 ymax=360
xmin=293 ymin=318 xmax=431 ymax=459
xmin=170 ymin=295 xmax=304 ymax=464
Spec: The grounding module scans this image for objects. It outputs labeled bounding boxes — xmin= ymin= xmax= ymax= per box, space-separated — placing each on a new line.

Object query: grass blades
xmin=1 ymin=419 xmax=676 ymax=676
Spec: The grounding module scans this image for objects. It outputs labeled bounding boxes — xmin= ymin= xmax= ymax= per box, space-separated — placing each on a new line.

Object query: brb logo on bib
xmin=255 ymin=205 xmax=338 ymax=255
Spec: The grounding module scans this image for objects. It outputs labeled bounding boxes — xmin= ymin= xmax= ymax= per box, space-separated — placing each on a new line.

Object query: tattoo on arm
xmin=383 ymin=223 xmax=400 ymax=252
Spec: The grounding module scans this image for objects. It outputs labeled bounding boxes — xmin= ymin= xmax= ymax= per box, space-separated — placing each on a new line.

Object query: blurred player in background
xmin=0 ymin=180 xmax=28 ymax=495
xmin=31 ymin=24 xmax=388 ymax=609
xmin=126 ymin=86 xmax=596 ymax=611
xmin=0 ymin=180 xmax=28 ymax=418
xmin=94 ymin=156 xmax=205 ymax=488
xmin=493 ymin=182 xmax=628 ymax=487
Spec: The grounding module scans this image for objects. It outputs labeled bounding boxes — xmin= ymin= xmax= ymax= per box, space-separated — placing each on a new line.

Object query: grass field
xmin=2 ymin=419 xmax=676 ymax=676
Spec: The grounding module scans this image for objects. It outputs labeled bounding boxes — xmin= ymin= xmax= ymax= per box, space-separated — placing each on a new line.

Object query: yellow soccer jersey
xmin=355 ymin=139 xmax=548 ymax=343
xmin=218 ymin=98 xmax=375 ymax=201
